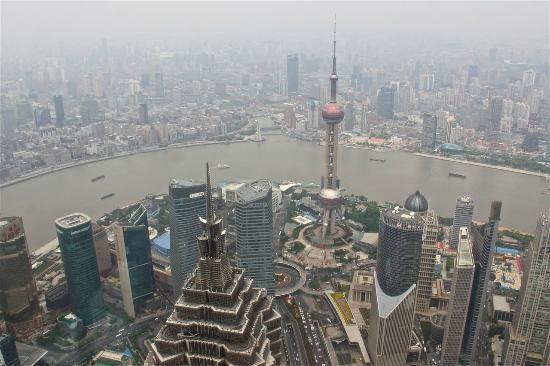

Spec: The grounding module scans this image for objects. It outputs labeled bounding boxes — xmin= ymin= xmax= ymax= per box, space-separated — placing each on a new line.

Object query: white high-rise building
xmin=451 ymin=196 xmax=475 ymax=249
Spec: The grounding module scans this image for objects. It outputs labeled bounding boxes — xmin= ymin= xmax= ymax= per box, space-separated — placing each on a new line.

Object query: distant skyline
xmin=2 ymin=1 xmax=548 ymax=58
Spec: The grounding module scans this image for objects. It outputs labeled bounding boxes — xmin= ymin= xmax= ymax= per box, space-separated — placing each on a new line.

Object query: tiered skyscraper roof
xmin=146 ymin=164 xmax=281 ymax=366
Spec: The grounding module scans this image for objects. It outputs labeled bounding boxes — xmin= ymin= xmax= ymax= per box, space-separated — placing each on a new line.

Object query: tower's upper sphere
xmin=322 ymin=102 xmax=344 ymax=124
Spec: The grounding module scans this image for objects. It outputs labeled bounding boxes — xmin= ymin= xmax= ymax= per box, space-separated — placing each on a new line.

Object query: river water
xmin=1 ymin=135 xmax=547 ymax=251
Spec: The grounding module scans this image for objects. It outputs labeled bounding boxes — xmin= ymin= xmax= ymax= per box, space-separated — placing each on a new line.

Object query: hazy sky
xmin=2 ymin=1 xmax=549 ymax=54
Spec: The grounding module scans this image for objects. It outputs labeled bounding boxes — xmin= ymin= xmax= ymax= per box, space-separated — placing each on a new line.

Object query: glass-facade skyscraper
xmin=287 ymin=54 xmax=299 ymax=94
xmin=377 ymin=86 xmax=394 ymax=119
xmin=461 ymin=201 xmax=502 ymax=363
xmin=450 ymin=196 xmax=475 ymax=249
xmin=113 ymin=204 xmax=154 ymax=318
xmin=235 ymin=180 xmax=275 ymax=295
xmin=55 ymin=213 xmax=105 ymax=326
xmin=0 ymin=333 xmax=19 ymax=366
xmin=169 ymin=179 xmax=206 ymax=296
xmin=53 ymin=95 xmax=65 ymax=128
xmin=0 ymin=217 xmax=41 ymax=338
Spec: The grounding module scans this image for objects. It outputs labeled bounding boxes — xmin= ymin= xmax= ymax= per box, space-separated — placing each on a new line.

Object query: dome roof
xmin=404 ymin=190 xmax=428 ymax=213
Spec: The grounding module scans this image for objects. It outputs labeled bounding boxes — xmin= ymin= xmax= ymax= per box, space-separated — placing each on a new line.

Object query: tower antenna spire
xmin=206 ymin=162 xmax=214 ymax=224
xmin=332 ymin=14 xmax=337 ymax=75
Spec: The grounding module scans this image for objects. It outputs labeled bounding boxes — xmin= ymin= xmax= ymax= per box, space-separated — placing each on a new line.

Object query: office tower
xmin=503 ymin=211 xmax=550 ymax=366
xmin=0 ymin=333 xmax=19 ymax=366
xmin=53 ymin=95 xmax=65 ymax=128
xmin=441 ymin=227 xmax=475 ymax=365
xmin=419 ymin=73 xmax=435 ymax=91
xmin=308 ymin=100 xmax=320 ymax=130
xmin=461 ymin=201 xmax=502 ymax=363
xmin=319 ymin=28 xmax=345 ymax=241
xmin=113 ymin=204 xmax=154 ymax=318
xmin=376 ymin=191 xmax=426 ymax=296
xmin=450 ymin=196 xmax=475 ymax=249
xmin=367 ymin=272 xmax=417 ymax=366
xmin=138 ymin=103 xmax=148 ymax=124
xmin=514 ymin=102 xmax=531 ymax=130
xmin=235 ymin=180 xmax=275 ymax=295
xmin=80 ymin=98 xmax=100 ymax=123
xmin=416 ymin=209 xmax=438 ymax=314
xmin=422 ymin=113 xmax=437 ymax=149
xmin=376 ymin=86 xmax=394 ymax=119
xmin=91 ymin=223 xmax=112 ymax=277
xmin=287 ymin=54 xmax=299 ymax=94
xmin=146 ymin=165 xmax=282 ymax=365
xmin=33 ymin=106 xmax=51 ymax=128
xmin=169 ymin=179 xmax=206 ymax=296
xmin=155 ymin=72 xmax=164 ymax=98
xmin=344 ymin=102 xmax=354 ymax=131
xmin=487 ymin=96 xmax=504 ymax=134
xmin=0 ymin=218 xmax=41 ymax=338
xmin=284 ymin=104 xmax=297 ymax=129
xmin=55 ymin=213 xmax=105 ymax=325
xmin=360 ymin=103 xmax=368 ymax=133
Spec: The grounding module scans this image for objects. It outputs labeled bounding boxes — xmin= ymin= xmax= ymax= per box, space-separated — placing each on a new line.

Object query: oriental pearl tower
xmin=319 ymin=21 xmax=345 ymax=241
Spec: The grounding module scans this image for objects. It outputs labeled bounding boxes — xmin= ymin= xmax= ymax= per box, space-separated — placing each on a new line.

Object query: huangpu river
xmin=1 ymin=135 xmax=547 ymax=251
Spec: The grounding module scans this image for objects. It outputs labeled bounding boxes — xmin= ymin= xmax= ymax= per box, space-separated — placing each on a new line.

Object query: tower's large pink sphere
xmin=322 ymin=102 xmax=344 ymax=124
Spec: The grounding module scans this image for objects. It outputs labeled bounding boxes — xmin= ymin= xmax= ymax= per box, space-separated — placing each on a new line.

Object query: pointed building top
xmin=206 ymin=162 xmax=214 ymax=223
xmin=332 ymin=15 xmax=337 ymax=75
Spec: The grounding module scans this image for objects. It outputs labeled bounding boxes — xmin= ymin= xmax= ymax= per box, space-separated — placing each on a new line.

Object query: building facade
xmin=417 ymin=209 xmax=439 ymax=314
xmin=441 ymin=227 xmax=475 ymax=365
xmin=367 ymin=272 xmax=417 ymax=366
xmin=0 ymin=217 xmax=41 ymax=338
xmin=113 ymin=204 xmax=154 ymax=318
xmin=235 ymin=180 xmax=275 ymax=295
xmin=91 ymin=222 xmax=112 ymax=277
xmin=461 ymin=201 xmax=502 ymax=363
xmin=169 ymin=179 xmax=206 ymax=296
xmin=0 ymin=333 xmax=19 ymax=366
xmin=503 ymin=211 xmax=550 ymax=366
xmin=450 ymin=196 xmax=475 ymax=249
xmin=286 ymin=54 xmax=299 ymax=94
xmin=53 ymin=95 xmax=64 ymax=128
xmin=377 ymin=86 xmax=394 ymax=119
xmin=55 ymin=213 xmax=105 ymax=326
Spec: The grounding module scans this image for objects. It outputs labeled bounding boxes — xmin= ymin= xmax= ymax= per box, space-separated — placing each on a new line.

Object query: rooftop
xmin=492 ymin=294 xmax=511 ymax=313
xmin=236 ymin=179 xmax=271 ymax=203
xmin=457 ymin=227 xmax=474 ymax=267
xmin=169 ymin=179 xmax=205 ymax=189
xmin=55 ymin=213 xmax=90 ymax=229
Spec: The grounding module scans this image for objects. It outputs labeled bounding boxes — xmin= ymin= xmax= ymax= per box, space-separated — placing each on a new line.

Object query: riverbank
xmin=0 ymin=139 xmax=249 ymax=188
xmin=414 ymin=153 xmax=549 ymax=178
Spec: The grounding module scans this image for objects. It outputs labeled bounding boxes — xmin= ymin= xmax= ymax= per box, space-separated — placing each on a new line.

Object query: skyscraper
xmin=421 ymin=114 xmax=437 ymax=150
xmin=146 ymin=164 xmax=281 ymax=365
xmin=344 ymin=102 xmax=354 ymax=131
xmin=235 ymin=180 xmax=275 ymax=295
xmin=287 ymin=54 xmax=299 ymax=94
xmin=487 ymin=96 xmax=504 ymax=135
xmin=377 ymin=86 xmax=394 ymax=119
xmin=503 ymin=211 xmax=550 ymax=366
xmin=441 ymin=227 xmax=475 ymax=365
xmin=367 ymin=273 xmax=417 ymax=366
xmin=0 ymin=217 xmax=41 ymax=338
xmin=461 ymin=201 xmax=502 ymax=363
xmin=55 ymin=213 xmax=105 ymax=326
xmin=53 ymin=95 xmax=65 ymax=128
xmin=416 ymin=209 xmax=439 ymax=314
xmin=169 ymin=179 xmax=206 ymax=296
xmin=113 ymin=204 xmax=154 ymax=318
xmin=450 ymin=196 xmax=475 ymax=249
xmin=155 ymin=72 xmax=165 ymax=98
xmin=0 ymin=333 xmax=19 ymax=366
xmin=138 ymin=103 xmax=149 ymax=124
xmin=319 ymin=25 xmax=345 ymax=241
xmin=91 ymin=222 xmax=112 ymax=277
xmin=376 ymin=191 xmax=426 ymax=296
